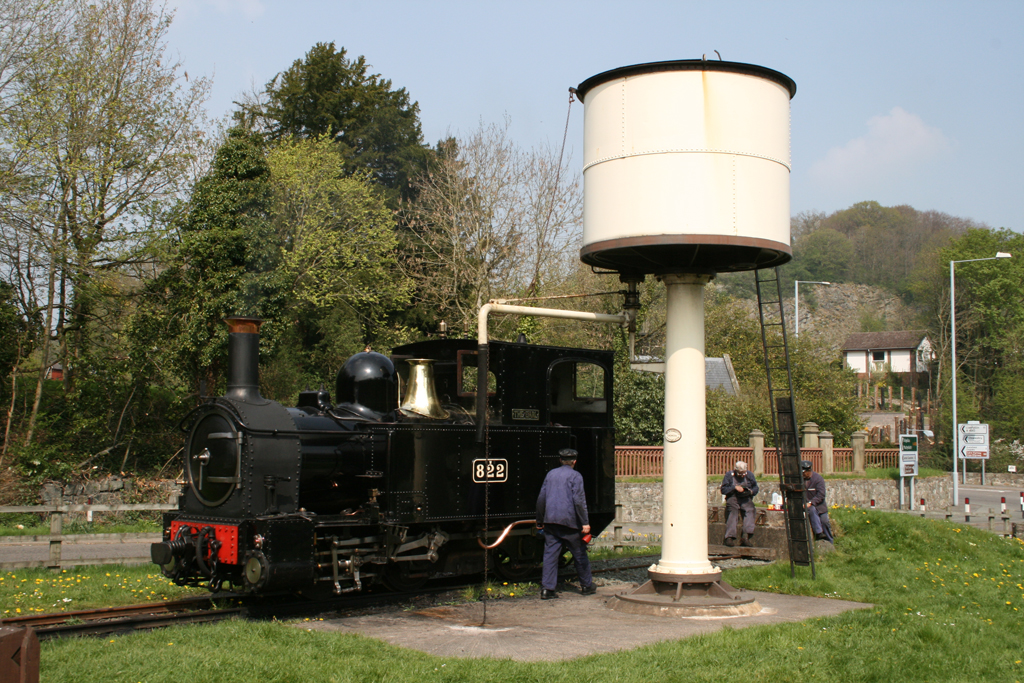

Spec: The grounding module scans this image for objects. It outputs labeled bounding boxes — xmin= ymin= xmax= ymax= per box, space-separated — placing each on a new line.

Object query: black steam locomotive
xmin=151 ymin=318 xmax=616 ymax=594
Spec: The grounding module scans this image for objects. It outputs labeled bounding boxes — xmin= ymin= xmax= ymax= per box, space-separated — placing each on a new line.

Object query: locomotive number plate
xmin=512 ymin=408 xmax=539 ymax=421
xmin=472 ymin=458 xmax=509 ymax=483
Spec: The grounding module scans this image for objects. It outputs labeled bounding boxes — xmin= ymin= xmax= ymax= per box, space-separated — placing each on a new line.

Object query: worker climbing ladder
xmin=754 ymin=267 xmax=816 ymax=578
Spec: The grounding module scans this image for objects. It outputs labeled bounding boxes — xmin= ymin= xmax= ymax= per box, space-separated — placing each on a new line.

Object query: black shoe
xmin=724 ymin=537 xmax=736 ymax=547
xmin=815 ymin=533 xmax=826 ymax=541
xmin=740 ymin=535 xmax=752 ymax=547
xmin=540 ymin=589 xmax=559 ymax=600
xmin=580 ymin=585 xmax=597 ymax=596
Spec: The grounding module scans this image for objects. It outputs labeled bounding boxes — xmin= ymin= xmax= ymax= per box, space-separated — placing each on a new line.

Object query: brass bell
xmin=399 ymin=359 xmax=449 ymax=419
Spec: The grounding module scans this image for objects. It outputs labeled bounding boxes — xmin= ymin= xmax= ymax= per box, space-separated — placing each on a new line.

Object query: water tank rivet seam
xmin=582 ymin=148 xmax=791 ymax=172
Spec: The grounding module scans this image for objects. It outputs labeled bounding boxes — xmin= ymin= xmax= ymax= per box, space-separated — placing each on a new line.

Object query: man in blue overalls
xmin=535 ymin=448 xmax=595 ymax=599
xmin=802 ymin=460 xmax=834 ymax=543
xmin=721 ymin=460 xmax=759 ymax=547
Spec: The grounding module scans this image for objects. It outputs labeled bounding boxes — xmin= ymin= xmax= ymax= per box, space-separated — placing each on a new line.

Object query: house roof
xmin=705 ymin=357 xmax=739 ymax=396
xmin=630 ymin=356 xmax=740 ymax=396
xmin=842 ymin=330 xmax=929 ymax=352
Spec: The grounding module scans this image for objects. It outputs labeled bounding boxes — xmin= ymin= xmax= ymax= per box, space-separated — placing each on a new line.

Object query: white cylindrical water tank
xmin=576 ymin=60 xmax=796 ymax=275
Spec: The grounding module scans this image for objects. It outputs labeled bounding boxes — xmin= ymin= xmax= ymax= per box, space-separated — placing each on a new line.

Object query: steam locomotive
xmin=151 ymin=318 xmax=616 ymax=594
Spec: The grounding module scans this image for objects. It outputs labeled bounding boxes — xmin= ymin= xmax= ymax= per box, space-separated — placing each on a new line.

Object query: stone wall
xmin=615 ymin=476 xmax=954 ymax=522
xmin=961 ymin=473 xmax=1024 ymax=487
xmin=39 ymin=477 xmax=179 ymax=507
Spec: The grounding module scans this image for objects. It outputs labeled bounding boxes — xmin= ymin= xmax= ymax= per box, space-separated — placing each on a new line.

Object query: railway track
xmin=0 ymin=553 xmax=760 ymax=640
xmin=0 ymin=596 xmax=242 ymax=640
xmin=0 ymin=584 xmax=473 ymax=640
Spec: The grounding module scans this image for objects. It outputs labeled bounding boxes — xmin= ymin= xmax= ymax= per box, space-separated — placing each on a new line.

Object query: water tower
xmin=575 ymin=59 xmax=796 ymax=615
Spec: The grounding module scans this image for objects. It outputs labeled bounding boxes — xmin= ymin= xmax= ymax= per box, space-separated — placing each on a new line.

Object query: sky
xmin=166 ymin=0 xmax=1023 ymax=232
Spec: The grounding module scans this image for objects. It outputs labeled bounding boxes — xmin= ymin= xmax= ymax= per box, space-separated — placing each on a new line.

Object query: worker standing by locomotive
xmin=535 ymin=448 xmax=596 ymax=599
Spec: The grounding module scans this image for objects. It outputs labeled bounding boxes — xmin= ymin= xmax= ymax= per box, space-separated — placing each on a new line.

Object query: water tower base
xmin=610 ymin=572 xmax=761 ymax=618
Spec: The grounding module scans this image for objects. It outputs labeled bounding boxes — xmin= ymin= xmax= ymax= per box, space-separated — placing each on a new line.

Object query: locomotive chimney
xmin=224 ymin=316 xmax=265 ymax=403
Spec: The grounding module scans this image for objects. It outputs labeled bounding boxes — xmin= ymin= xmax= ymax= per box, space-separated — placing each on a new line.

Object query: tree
xmin=400 ymin=120 xmax=582 ymax=336
xmin=253 ymin=42 xmax=431 ymax=205
xmin=921 ymin=227 xmax=1024 ymax=450
xmin=141 ymin=127 xmax=276 ymax=395
xmin=791 ymin=228 xmax=855 ymax=283
xmin=264 ymin=135 xmax=410 ymax=388
xmin=2 ymin=0 xmax=209 ymax=429
xmin=143 ymin=130 xmax=411 ymax=402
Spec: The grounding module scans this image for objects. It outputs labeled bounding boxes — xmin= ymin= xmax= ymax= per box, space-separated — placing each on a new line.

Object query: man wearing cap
xmin=721 ymin=461 xmax=759 ymax=547
xmin=535 ymin=448 xmax=596 ymax=599
xmin=802 ymin=460 xmax=833 ymax=542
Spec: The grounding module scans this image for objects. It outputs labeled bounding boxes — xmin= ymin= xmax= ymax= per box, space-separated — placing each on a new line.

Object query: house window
xmin=872 ymin=350 xmax=885 ymax=362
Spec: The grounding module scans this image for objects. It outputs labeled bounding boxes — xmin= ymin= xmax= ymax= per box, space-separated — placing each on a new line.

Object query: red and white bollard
xmin=1020 ymin=492 xmax=1023 ymax=520
xmin=920 ymin=498 xmax=926 ymax=518
xmin=1001 ymin=497 xmax=1007 ymax=516
xmin=870 ymin=499 xmax=875 ymax=510
xmin=964 ymin=497 xmax=971 ymax=523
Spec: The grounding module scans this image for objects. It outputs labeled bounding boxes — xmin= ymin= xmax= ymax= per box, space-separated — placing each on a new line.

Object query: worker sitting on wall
xmin=720 ymin=460 xmax=759 ymax=547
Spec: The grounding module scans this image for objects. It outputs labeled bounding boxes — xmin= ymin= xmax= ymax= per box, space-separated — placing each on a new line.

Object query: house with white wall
xmin=842 ymin=330 xmax=933 ymax=385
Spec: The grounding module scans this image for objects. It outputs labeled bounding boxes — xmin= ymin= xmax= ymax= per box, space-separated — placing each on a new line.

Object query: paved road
xmin=953 ymin=484 xmax=1024 ymax=527
xmin=0 ymin=535 xmax=158 ymax=568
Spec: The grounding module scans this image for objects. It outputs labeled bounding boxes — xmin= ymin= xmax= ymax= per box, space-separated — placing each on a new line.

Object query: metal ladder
xmin=754 ymin=267 xmax=815 ymax=578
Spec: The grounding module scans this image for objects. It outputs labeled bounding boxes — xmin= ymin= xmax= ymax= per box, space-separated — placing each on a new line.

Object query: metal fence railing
xmin=615 ymin=446 xmax=900 ymax=478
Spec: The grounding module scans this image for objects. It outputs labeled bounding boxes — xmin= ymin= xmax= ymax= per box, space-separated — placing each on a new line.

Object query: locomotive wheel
xmin=243 ymin=551 xmax=269 ymax=591
xmin=491 ymin=535 xmax=543 ymax=582
xmin=381 ymin=560 xmax=434 ymax=592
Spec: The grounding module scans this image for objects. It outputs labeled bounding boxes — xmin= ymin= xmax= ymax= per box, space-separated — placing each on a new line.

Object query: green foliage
xmin=0 ymin=283 xmax=29 ymax=389
xmin=613 ymin=369 xmax=664 ymax=445
xmin=257 ymin=41 xmax=431 ymax=205
xmin=922 ymin=227 xmax=1024 ymax=446
xmin=145 ymin=126 xmax=277 ymax=393
xmin=791 ymin=227 xmax=855 ymax=282
xmin=705 ymin=290 xmax=863 ymax=446
xmin=139 ymin=129 xmax=413 ymax=404
xmin=614 ymin=289 xmax=862 ymax=446
xmin=267 ymin=135 xmax=409 ymax=320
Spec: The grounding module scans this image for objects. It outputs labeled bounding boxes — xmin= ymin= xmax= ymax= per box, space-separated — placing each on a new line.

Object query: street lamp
xmin=949 ymin=252 xmax=1011 ymax=505
xmin=794 ymin=280 xmax=831 ymax=337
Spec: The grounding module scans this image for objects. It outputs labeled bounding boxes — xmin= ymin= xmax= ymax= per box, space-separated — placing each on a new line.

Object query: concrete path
xmin=307 ymin=587 xmax=872 ymax=661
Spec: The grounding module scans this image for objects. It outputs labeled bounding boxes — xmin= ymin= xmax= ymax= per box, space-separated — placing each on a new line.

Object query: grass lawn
xmin=33 ymin=508 xmax=1024 ymax=682
xmin=0 ymin=565 xmax=206 ymax=615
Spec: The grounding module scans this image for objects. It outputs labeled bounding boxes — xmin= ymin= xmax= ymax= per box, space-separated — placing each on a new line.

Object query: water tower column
xmin=651 ymin=274 xmax=716 ymax=577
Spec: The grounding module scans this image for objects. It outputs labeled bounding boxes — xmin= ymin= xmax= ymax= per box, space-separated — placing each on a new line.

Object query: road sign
xmin=900 ymin=433 xmax=918 ymax=477
xmin=958 ymin=422 xmax=989 ymax=459
xmin=959 ymin=424 xmax=988 ymax=435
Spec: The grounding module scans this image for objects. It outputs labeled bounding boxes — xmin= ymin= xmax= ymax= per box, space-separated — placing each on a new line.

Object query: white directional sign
xmin=958 ymin=422 xmax=989 ymax=459
xmin=900 ymin=434 xmax=919 ymax=477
